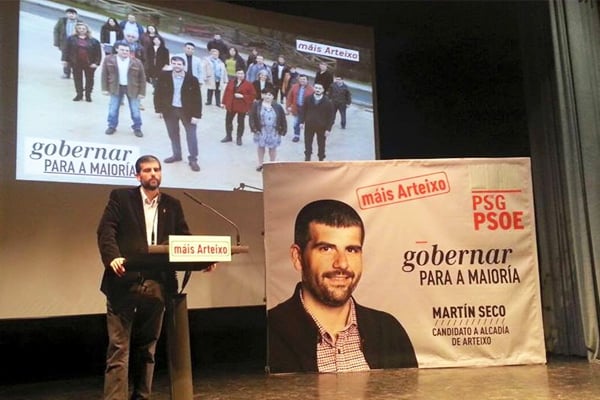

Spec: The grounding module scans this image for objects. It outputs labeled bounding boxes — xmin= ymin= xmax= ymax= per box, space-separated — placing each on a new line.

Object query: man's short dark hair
xmin=294 ymin=199 xmax=365 ymax=251
xmin=184 ymin=42 xmax=195 ymax=48
xmin=171 ymin=56 xmax=186 ymax=66
xmin=114 ymin=40 xmax=130 ymax=50
xmin=135 ymin=155 xmax=161 ymax=174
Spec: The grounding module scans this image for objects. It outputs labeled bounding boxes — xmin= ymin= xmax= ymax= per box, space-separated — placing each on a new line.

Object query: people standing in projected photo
xmin=224 ymin=47 xmax=246 ymax=80
xmin=206 ymin=33 xmax=229 ymax=63
xmin=119 ymin=13 xmax=144 ymax=41
xmin=154 ymin=56 xmax=203 ymax=172
xmin=124 ymin=31 xmax=144 ymax=63
xmin=299 ymin=83 xmax=334 ymax=161
xmin=101 ymin=41 xmax=146 ymax=137
xmin=267 ymin=199 xmax=417 ymax=373
xmin=249 ymin=87 xmax=287 ymax=172
xmin=282 ymin=65 xmax=299 ymax=109
xmin=97 ymin=154 xmax=191 ymax=400
xmin=53 ymin=7 xmax=81 ymax=79
xmin=140 ymin=24 xmax=160 ymax=50
xmin=65 ymin=22 xmax=102 ymax=102
xmin=174 ymin=42 xmax=204 ymax=87
xmin=203 ymin=48 xmax=228 ymax=106
xmin=100 ymin=18 xmax=124 ymax=55
xmin=271 ymin=55 xmax=290 ymax=103
xmin=246 ymin=54 xmax=272 ymax=84
xmin=327 ymin=75 xmax=352 ymax=130
xmin=220 ymin=69 xmax=256 ymax=146
xmin=252 ymin=70 xmax=274 ymax=101
xmin=144 ymin=36 xmax=170 ymax=87
xmin=314 ymin=61 xmax=334 ymax=93
xmin=286 ymin=74 xmax=314 ymax=143
xmin=246 ymin=48 xmax=259 ymax=69
xmin=123 ymin=32 xmax=146 ymax=111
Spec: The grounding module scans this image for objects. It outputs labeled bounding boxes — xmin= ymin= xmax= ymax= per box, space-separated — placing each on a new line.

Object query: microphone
xmin=183 ymin=191 xmax=241 ymax=245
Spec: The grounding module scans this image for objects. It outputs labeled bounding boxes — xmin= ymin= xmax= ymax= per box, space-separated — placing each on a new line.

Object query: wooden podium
xmin=126 ymin=244 xmax=248 ymax=400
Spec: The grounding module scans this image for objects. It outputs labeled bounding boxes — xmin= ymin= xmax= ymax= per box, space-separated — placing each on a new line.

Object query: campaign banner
xmin=263 ymin=159 xmax=545 ymax=371
xmin=19 ymin=136 xmax=139 ymax=185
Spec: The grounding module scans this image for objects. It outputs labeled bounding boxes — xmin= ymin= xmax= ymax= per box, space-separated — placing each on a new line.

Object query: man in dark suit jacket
xmin=97 ymin=154 xmax=191 ymax=400
xmin=299 ymin=83 xmax=335 ymax=161
xmin=154 ymin=56 xmax=203 ymax=171
xmin=268 ymin=199 xmax=418 ymax=373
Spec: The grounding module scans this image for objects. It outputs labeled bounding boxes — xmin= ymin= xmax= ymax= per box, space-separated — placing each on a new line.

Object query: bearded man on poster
xmin=268 ymin=199 xmax=418 ymax=373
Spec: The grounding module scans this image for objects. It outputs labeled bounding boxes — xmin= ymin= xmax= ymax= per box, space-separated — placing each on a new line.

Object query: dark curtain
xmin=520 ymin=0 xmax=600 ymax=359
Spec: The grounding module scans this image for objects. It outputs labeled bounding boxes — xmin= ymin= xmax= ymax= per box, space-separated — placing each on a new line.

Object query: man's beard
xmin=141 ymin=178 xmax=160 ymax=191
xmin=302 ymin=267 xmax=360 ymax=307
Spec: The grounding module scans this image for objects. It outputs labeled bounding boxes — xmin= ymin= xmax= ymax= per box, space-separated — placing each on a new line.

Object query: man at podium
xmin=97 ymin=154 xmax=191 ymax=400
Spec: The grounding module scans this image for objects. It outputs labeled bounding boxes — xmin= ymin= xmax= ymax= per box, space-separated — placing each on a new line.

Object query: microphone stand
xmin=183 ymin=191 xmax=242 ymax=246
xmin=233 ymin=182 xmax=263 ymax=191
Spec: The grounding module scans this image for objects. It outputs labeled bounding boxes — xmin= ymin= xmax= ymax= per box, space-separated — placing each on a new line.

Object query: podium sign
xmin=168 ymin=235 xmax=232 ymax=262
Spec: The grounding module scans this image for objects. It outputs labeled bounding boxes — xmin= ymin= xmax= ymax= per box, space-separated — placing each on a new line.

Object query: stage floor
xmin=1 ymin=356 xmax=599 ymax=399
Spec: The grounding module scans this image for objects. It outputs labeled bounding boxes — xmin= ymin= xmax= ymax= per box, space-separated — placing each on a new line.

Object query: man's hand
xmin=203 ymin=263 xmax=217 ymax=273
xmin=191 ymin=117 xmax=200 ymax=125
xmin=109 ymin=257 xmax=126 ymax=277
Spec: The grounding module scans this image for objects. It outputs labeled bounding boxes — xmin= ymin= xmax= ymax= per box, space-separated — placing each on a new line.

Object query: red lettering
xmin=473 ymin=211 xmax=526 ymax=230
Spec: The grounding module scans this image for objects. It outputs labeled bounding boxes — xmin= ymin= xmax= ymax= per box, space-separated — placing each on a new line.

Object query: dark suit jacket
xmin=154 ymin=71 xmax=203 ymax=120
xmin=97 ymin=187 xmax=190 ymax=300
xmin=268 ymin=283 xmax=418 ymax=373
xmin=299 ymin=94 xmax=335 ymax=132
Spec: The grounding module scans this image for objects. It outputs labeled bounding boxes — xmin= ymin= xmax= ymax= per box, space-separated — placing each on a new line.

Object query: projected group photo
xmin=17 ymin=0 xmax=377 ymax=191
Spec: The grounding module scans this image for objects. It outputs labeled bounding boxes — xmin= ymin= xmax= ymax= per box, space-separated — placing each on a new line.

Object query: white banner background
xmin=264 ymin=159 xmax=545 ymax=368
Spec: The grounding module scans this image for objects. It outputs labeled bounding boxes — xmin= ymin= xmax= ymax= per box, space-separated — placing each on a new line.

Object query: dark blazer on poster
xmin=153 ymin=71 xmax=203 ymax=120
xmin=268 ymin=283 xmax=418 ymax=373
xmin=97 ymin=187 xmax=191 ymax=300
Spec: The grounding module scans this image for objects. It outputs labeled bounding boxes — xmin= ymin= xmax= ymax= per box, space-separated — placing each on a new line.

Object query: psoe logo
xmin=471 ymin=190 xmax=525 ymax=231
